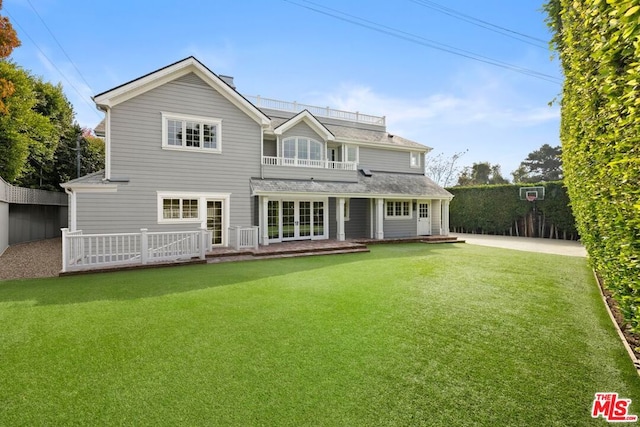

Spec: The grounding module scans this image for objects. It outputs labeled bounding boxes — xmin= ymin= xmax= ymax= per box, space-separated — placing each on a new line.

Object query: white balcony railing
xmin=262 ymin=156 xmax=357 ymax=171
xmin=247 ymin=95 xmax=386 ymax=126
xmin=62 ymin=228 xmax=212 ymax=272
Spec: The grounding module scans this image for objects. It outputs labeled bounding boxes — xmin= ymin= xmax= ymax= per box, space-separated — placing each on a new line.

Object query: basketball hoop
xmin=526 ymin=193 xmax=537 ymax=202
xmin=519 ymin=186 xmax=545 ymax=202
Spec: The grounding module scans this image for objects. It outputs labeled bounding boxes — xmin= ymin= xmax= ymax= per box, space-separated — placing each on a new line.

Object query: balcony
xmin=247 ymin=95 xmax=386 ymax=127
xmin=261 ymin=156 xmax=358 ymax=182
xmin=262 ymin=156 xmax=357 ymax=171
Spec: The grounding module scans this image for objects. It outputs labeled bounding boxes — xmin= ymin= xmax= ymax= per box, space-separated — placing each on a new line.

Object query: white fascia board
xmin=59 ymin=183 xmax=119 ymax=193
xmin=251 ymin=189 xmax=450 ymax=199
xmin=273 ymin=110 xmax=334 ymax=141
xmin=332 ymin=138 xmax=431 ymax=152
xmin=93 ymin=58 xmax=270 ymax=127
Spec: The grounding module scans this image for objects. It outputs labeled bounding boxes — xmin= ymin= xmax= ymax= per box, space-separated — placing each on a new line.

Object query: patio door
xmin=417 ymin=202 xmax=431 ymax=235
xmin=268 ymin=199 xmax=327 ymax=242
xmin=282 ymin=200 xmax=312 ymax=241
xmin=206 ymin=200 xmax=223 ymax=245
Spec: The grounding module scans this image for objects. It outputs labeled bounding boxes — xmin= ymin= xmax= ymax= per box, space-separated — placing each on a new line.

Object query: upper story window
xmin=343 ymin=144 xmax=359 ymax=163
xmin=282 ymin=137 xmax=324 ymax=161
xmin=410 ymin=152 xmax=421 ymax=168
xmin=162 ymin=112 xmax=222 ymax=153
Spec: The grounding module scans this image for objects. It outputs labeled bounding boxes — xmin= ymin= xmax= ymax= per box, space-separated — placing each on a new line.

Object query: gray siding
xmin=263 ymin=138 xmax=277 ymax=157
xmin=345 ymin=198 xmax=368 ymax=239
xmin=359 ymin=147 xmax=422 ymax=174
xmin=431 ymin=199 xmax=441 ymax=235
xmin=0 ymin=201 xmax=7 ymax=255
xmin=328 ymin=198 xmax=336 ymax=239
xmin=78 ymin=72 xmax=262 ymax=234
xmin=281 ymin=122 xmax=326 ymax=141
xmin=383 ymin=201 xmax=417 ymax=238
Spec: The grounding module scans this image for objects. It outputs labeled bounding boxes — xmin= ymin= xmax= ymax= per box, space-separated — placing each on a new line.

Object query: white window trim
xmin=157 ymin=191 xmax=231 ymax=226
xmin=410 ymin=151 xmax=421 ymax=168
xmin=161 ymin=112 xmax=222 ymax=154
xmin=343 ymin=144 xmax=359 ymax=164
xmin=384 ymin=200 xmax=413 ymax=220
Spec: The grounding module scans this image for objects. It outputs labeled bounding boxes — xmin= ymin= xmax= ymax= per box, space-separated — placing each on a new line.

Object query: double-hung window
xmin=161 ymin=197 xmax=199 ymax=221
xmin=385 ymin=200 xmax=412 ymax=219
xmin=162 ymin=112 xmax=221 ymax=153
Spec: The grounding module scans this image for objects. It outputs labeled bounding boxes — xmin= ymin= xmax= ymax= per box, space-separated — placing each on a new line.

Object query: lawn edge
xmin=594 ymin=270 xmax=640 ymax=376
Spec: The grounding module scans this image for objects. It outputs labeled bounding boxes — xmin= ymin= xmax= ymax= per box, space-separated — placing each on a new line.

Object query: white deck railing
xmin=61 ymin=228 xmax=212 ymax=272
xmin=262 ymin=156 xmax=357 ymax=171
xmin=247 ymin=95 xmax=386 ymax=126
xmin=229 ymin=226 xmax=259 ymax=250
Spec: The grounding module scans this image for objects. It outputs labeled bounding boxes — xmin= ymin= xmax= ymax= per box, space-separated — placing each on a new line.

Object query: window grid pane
xmin=203 ymin=124 xmax=217 ymax=149
xmin=168 ymin=120 xmax=181 ymax=146
xmin=297 ymin=138 xmax=309 ymax=160
xmin=207 ymin=201 xmax=223 ymax=245
xmin=163 ymin=199 xmax=181 ymax=219
xmin=182 ymin=199 xmax=199 ymax=219
xmin=313 ymin=201 xmax=324 ymax=236
xmin=185 ymin=122 xmax=200 ymax=147
xmin=268 ymin=201 xmax=280 ymax=239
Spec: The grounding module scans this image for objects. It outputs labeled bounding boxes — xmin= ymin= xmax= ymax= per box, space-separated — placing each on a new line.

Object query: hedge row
xmin=545 ymin=1 xmax=640 ymax=329
xmin=447 ymin=182 xmax=578 ymax=239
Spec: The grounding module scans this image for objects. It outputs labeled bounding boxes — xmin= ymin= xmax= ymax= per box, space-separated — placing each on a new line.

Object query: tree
xmin=0 ymin=61 xmax=56 ymax=182
xmin=425 ymin=149 xmax=467 ymax=187
xmin=0 ymin=0 xmax=20 ymax=114
xmin=511 ymin=144 xmax=562 ymax=183
xmin=457 ymin=162 xmax=508 ymax=186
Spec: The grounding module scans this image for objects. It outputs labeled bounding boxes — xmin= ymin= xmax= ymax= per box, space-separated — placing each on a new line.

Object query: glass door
xmin=282 ymin=201 xmax=295 ymax=239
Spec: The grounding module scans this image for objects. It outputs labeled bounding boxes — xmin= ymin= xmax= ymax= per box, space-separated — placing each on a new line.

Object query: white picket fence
xmin=62 ymin=228 xmax=212 ymax=272
xmin=229 ymin=226 xmax=259 ymax=250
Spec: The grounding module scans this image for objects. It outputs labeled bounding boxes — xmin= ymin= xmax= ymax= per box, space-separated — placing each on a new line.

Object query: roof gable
xmin=273 ymin=110 xmax=334 ymax=141
xmin=93 ymin=57 xmax=270 ymax=126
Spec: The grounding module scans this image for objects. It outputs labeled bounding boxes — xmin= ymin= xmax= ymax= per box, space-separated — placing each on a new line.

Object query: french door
xmin=268 ymin=199 xmax=327 ymax=242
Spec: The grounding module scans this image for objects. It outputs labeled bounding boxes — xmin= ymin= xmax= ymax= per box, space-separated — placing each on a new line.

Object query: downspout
xmin=260 ymin=125 xmax=265 ymax=179
xmin=104 ymin=106 xmax=112 ymax=181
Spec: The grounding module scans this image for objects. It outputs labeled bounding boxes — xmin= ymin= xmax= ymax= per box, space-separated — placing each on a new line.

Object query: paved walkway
xmin=450 ymin=233 xmax=587 ymax=257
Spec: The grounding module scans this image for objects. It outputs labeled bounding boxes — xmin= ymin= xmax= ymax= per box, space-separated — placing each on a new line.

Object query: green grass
xmin=1 ymin=244 xmax=638 ymax=426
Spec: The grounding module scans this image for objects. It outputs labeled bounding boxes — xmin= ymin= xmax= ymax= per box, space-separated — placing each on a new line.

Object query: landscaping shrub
xmin=545 ymin=1 xmax=640 ymax=329
xmin=447 ymin=182 xmax=578 ymax=239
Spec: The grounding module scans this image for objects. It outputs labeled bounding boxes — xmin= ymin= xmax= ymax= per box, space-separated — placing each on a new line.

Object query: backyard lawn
xmin=1 ymin=243 xmax=638 ymax=426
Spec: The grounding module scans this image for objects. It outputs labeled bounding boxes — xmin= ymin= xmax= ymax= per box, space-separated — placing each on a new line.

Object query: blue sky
xmin=5 ymin=0 xmax=561 ymax=179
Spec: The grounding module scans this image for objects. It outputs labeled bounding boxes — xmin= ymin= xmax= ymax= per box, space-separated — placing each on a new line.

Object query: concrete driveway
xmin=450 ymin=233 xmax=588 ymax=257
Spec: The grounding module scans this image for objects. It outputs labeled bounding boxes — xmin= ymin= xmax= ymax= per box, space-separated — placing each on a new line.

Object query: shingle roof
xmin=268 ymin=116 xmax=428 ymax=151
xmin=62 ymin=170 xmax=106 ymax=186
xmin=250 ymin=171 xmax=453 ymax=198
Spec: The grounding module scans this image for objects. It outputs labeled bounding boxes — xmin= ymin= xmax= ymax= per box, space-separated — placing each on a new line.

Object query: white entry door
xmin=417 ymin=202 xmax=431 ymax=235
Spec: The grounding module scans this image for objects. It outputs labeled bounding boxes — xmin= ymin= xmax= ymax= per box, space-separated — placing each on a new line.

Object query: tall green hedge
xmin=545 ymin=1 xmax=640 ymax=329
xmin=448 ymin=182 xmax=577 ymax=239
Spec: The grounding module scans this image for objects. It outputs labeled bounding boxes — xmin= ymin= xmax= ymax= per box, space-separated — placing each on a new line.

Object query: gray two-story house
xmin=62 ymin=57 xmax=453 ymax=248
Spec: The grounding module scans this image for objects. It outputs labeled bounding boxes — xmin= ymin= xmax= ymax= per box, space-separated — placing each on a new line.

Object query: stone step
xmin=206 ymin=247 xmax=370 ymax=264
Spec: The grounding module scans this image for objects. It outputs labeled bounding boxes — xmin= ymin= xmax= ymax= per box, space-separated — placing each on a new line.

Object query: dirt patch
xmin=0 ymin=238 xmax=62 ymax=281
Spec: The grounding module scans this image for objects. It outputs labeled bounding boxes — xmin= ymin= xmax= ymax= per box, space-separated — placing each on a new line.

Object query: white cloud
xmin=306 ymin=74 xmax=560 ymax=179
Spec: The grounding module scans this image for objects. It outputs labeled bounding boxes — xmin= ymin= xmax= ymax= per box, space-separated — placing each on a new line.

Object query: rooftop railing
xmin=247 ymin=95 xmax=386 ymax=126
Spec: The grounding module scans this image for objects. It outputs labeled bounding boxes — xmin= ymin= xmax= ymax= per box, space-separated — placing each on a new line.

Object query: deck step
xmin=251 ymin=244 xmax=367 ymax=258
xmin=421 ymin=238 xmax=465 ymax=244
xmin=206 ymin=247 xmax=369 ymax=264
